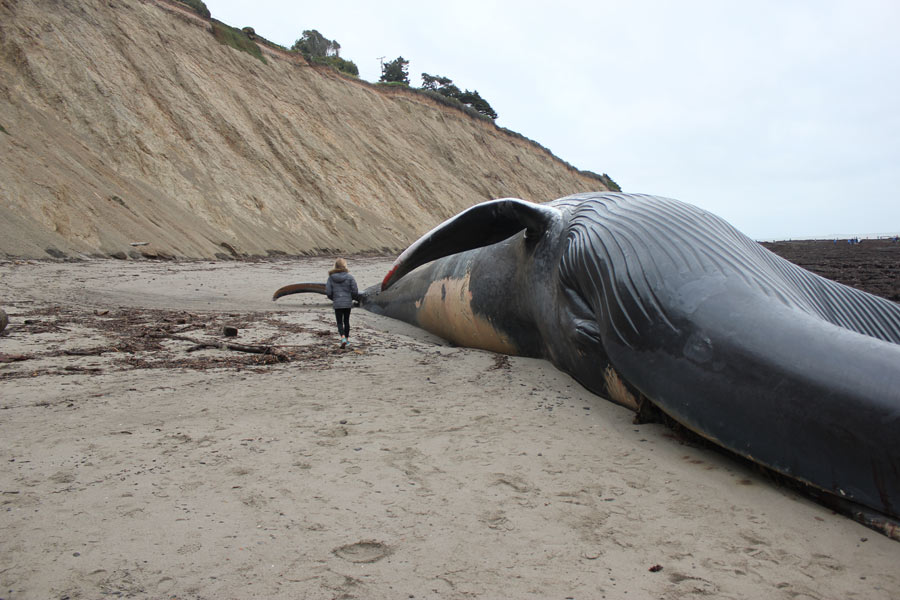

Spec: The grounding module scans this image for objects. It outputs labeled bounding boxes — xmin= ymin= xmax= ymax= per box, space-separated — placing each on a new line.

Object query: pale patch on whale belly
xmin=415 ymin=274 xmax=518 ymax=355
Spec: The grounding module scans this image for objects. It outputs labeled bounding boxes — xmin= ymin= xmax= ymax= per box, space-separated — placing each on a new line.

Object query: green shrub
xmin=176 ymin=0 xmax=210 ymax=18
xmin=306 ymin=54 xmax=359 ymax=77
xmin=325 ymin=56 xmax=358 ymax=76
xmin=249 ymin=32 xmax=287 ymax=52
xmin=599 ymin=173 xmax=622 ymax=192
xmin=582 ymin=171 xmax=622 ymax=191
xmin=376 ymin=81 xmax=410 ymax=89
xmin=0 ymin=123 xmax=8 ymax=135
xmin=211 ymin=21 xmax=266 ymax=63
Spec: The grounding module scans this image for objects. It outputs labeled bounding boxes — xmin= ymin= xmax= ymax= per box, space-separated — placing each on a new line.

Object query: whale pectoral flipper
xmin=272 ymin=282 xmax=326 ymax=301
xmin=382 ymin=198 xmax=562 ymax=290
xmin=603 ymin=269 xmax=900 ymax=521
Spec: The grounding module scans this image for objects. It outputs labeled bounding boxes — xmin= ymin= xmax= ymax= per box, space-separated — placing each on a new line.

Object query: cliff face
xmin=0 ymin=0 xmax=610 ymax=259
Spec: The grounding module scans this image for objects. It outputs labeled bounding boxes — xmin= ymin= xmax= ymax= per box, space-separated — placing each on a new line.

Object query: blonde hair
xmin=330 ymin=258 xmax=348 ymax=274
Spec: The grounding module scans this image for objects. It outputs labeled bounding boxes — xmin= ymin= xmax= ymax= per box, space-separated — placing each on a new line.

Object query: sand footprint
xmin=481 ymin=509 xmax=514 ymax=531
xmin=156 ymin=576 xmax=175 ymax=594
xmin=332 ymin=540 xmax=391 ymax=563
xmin=667 ymin=572 xmax=719 ymax=596
xmin=491 ymin=473 xmax=533 ymax=494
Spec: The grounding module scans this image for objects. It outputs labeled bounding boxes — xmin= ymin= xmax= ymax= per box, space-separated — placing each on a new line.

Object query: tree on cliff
xmin=421 ymin=73 xmax=498 ymax=119
xmin=421 ymin=73 xmax=461 ymax=97
xmin=380 ymin=56 xmax=410 ymax=84
xmin=457 ymin=90 xmax=497 ymax=119
xmin=291 ymin=30 xmax=358 ymax=76
xmin=292 ymin=30 xmax=340 ymax=58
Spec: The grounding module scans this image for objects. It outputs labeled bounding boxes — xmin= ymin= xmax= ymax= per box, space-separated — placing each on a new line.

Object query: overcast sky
xmin=203 ymin=0 xmax=899 ymax=240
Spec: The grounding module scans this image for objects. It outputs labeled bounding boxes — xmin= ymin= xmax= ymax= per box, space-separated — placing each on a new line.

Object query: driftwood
xmin=0 ymin=353 xmax=30 ymax=363
xmin=185 ymin=340 xmax=288 ymax=359
xmin=63 ymin=348 xmax=107 ymax=356
xmin=155 ymin=333 xmax=290 ymax=361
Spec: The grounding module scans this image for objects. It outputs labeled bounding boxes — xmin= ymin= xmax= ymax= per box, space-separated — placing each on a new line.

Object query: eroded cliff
xmin=0 ymin=0 xmax=611 ymax=259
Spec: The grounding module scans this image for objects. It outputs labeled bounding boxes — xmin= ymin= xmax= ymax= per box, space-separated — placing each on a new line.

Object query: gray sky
xmin=203 ymin=0 xmax=899 ymax=240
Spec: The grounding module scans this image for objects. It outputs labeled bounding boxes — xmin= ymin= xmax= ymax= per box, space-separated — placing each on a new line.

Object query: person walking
xmin=325 ymin=258 xmax=358 ymax=349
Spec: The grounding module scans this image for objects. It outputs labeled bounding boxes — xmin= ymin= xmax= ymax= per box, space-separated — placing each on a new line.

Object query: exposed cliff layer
xmin=0 ymin=0 xmax=610 ymax=259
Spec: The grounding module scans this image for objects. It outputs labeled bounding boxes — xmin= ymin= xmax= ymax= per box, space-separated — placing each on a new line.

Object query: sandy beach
xmin=1 ymin=257 xmax=898 ymax=600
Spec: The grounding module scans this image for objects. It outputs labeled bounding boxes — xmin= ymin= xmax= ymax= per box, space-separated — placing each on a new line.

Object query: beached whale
xmin=274 ymin=192 xmax=900 ymax=536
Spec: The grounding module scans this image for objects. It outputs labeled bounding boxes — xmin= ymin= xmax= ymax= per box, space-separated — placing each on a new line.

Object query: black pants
xmin=334 ymin=308 xmax=351 ymax=338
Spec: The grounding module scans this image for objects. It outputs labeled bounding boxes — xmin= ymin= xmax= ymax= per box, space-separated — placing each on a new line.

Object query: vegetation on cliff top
xmin=173 ymin=0 xmax=616 ymax=189
xmin=421 ymin=73 xmax=497 ymax=120
xmin=211 ymin=21 xmax=266 ymax=63
xmin=377 ymin=59 xmax=498 ymax=120
xmin=291 ymin=30 xmax=359 ymax=76
xmin=176 ymin=0 xmax=209 ymax=19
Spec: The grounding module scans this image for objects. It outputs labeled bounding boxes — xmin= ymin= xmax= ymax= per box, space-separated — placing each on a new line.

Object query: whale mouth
xmin=381 ymin=264 xmax=400 ymax=291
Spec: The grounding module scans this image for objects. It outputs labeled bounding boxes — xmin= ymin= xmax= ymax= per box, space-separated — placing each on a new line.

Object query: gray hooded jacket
xmin=326 ymin=271 xmax=358 ymax=309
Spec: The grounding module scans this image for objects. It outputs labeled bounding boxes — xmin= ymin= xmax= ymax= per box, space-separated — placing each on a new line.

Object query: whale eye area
xmin=574 ymin=318 xmax=602 ymax=349
xmin=563 ymin=285 xmax=597 ymax=320
xmin=561 ymin=284 xmax=603 ymax=351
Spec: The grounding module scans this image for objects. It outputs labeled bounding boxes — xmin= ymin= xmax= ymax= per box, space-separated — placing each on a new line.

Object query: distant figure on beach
xmin=325 ymin=258 xmax=358 ymax=349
